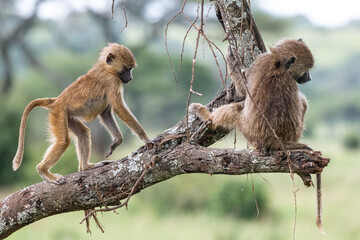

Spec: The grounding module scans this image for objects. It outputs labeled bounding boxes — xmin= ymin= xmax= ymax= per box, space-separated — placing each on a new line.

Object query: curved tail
xmin=12 ymin=98 xmax=56 ymax=171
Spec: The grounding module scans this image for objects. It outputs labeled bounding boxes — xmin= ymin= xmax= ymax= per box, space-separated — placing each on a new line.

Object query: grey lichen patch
xmin=222 ymin=1 xmax=263 ymax=68
xmin=143 ymin=172 xmax=155 ymax=184
xmin=226 ymin=1 xmax=243 ymax=26
xmin=170 ymin=159 xmax=180 ymax=170
xmin=128 ymin=161 xmax=142 ymax=173
xmin=0 ymin=197 xmax=13 ymax=231
xmin=16 ymin=202 xmax=38 ymax=224
xmin=164 ymin=126 xmax=177 ymax=135
xmin=251 ymin=158 xmax=259 ymax=164
xmin=0 ymin=205 xmax=8 ymax=231
xmin=110 ymin=162 xmax=124 ymax=177
xmin=229 ymin=29 xmax=262 ymax=68
xmin=164 ymin=123 xmax=186 ymax=136
xmin=224 ymin=0 xmax=242 ymax=8
xmin=187 ymin=111 xmax=197 ymax=126
xmin=127 ymin=152 xmax=143 ymax=173
xmin=0 ymin=219 xmax=7 ymax=233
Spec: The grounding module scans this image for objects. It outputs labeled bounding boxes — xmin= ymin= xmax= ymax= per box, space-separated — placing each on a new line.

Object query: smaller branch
xmin=164 ymin=0 xmax=187 ymax=89
xmin=292 ymin=188 xmax=300 ymax=240
xmin=180 ymin=8 xmax=228 ymax=87
xmin=179 ymin=16 xmax=198 ymax=70
xmin=185 ymin=0 xmax=204 ymax=135
xmin=119 ymin=0 xmax=128 ymax=33
xmin=250 ymin=174 xmax=260 ymax=219
xmin=110 ymin=0 xmax=128 ymax=32
xmin=111 ymin=0 xmax=115 ymax=19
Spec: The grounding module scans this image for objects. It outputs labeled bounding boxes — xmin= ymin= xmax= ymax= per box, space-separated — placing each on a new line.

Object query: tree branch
xmin=0 ymin=140 xmax=329 ymax=238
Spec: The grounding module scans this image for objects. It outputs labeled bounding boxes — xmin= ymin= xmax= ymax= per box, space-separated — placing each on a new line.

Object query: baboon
xmin=12 ymin=43 xmax=150 ymax=185
xmin=191 ymin=38 xmax=313 ymax=151
xmin=191 ymin=39 xmax=324 ymax=233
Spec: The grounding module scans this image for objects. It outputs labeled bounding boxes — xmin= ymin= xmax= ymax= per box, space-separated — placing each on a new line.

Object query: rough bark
xmin=0 ymin=0 xmax=330 ymax=238
xmin=0 ymin=141 xmax=329 ymax=239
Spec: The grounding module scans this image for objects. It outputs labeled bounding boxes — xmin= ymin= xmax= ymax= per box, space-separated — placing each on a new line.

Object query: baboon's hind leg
xmin=37 ymin=112 xmax=70 ymax=184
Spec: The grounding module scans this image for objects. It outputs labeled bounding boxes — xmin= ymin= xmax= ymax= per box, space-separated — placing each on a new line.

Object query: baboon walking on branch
xmin=13 ymin=43 xmax=150 ymax=185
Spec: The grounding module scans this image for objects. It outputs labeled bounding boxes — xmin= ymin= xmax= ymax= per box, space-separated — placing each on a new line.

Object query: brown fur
xmin=13 ymin=43 xmax=150 ymax=184
xmin=191 ymin=38 xmax=325 ymax=233
xmin=191 ymin=38 xmax=313 ymax=151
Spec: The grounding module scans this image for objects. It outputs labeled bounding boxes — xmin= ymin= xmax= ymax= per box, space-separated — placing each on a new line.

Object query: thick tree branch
xmin=0 ymin=140 xmax=329 ymax=238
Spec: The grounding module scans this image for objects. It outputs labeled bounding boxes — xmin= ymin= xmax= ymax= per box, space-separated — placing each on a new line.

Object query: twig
xmin=111 ymin=0 xmax=115 ymax=19
xmin=257 ymin=173 xmax=275 ymax=192
xmin=119 ymin=0 xmax=128 ymax=33
xmin=250 ymin=174 xmax=260 ymax=219
xmin=179 ymin=15 xmax=198 ymax=70
xmin=110 ymin=0 xmax=128 ymax=32
xmin=95 ymin=183 xmax=110 ymax=210
xmin=166 ymin=0 xmax=228 ymax=94
xmin=164 ymin=0 xmax=187 ymax=90
xmin=181 ymin=10 xmax=228 ymax=87
xmin=185 ymin=0 xmax=204 ymax=136
xmin=83 ymin=184 xmax=107 ymax=233
xmin=292 ymin=189 xmax=300 ymax=240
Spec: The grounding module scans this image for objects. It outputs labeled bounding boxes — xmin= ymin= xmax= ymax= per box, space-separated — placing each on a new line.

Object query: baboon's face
xmin=104 ymin=44 xmax=137 ymax=84
xmin=286 ymin=60 xmax=312 ymax=85
xmin=117 ymin=67 xmax=133 ymax=84
xmin=277 ymin=39 xmax=314 ymax=85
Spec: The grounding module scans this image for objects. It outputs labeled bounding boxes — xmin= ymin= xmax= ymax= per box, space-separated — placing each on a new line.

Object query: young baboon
xmin=191 ymin=38 xmax=313 ymax=151
xmin=12 ymin=43 xmax=150 ymax=184
xmin=191 ymin=39 xmax=325 ymax=233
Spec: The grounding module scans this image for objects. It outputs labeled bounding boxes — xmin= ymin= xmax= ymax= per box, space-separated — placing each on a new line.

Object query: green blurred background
xmin=0 ymin=0 xmax=359 ymax=239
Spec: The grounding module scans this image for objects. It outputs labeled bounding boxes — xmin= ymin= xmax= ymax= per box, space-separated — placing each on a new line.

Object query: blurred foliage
xmin=253 ymin=11 xmax=292 ymax=34
xmin=129 ymin=46 xmax=218 ymax=129
xmin=0 ymin=97 xmax=23 ymax=185
xmin=141 ymin=175 xmax=212 ymax=215
xmin=210 ymin=180 xmax=269 ymax=219
xmin=139 ymin=174 xmax=270 ymax=220
xmin=343 ymin=132 xmax=360 ymax=149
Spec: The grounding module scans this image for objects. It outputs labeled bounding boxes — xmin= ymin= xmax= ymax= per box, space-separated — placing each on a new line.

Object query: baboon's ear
xmin=106 ymin=53 xmax=115 ymax=65
xmin=284 ymin=56 xmax=296 ymax=70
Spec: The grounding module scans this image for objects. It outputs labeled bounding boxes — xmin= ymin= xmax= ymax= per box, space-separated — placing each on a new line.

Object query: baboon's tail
xmin=12 ymin=98 xmax=56 ymax=171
